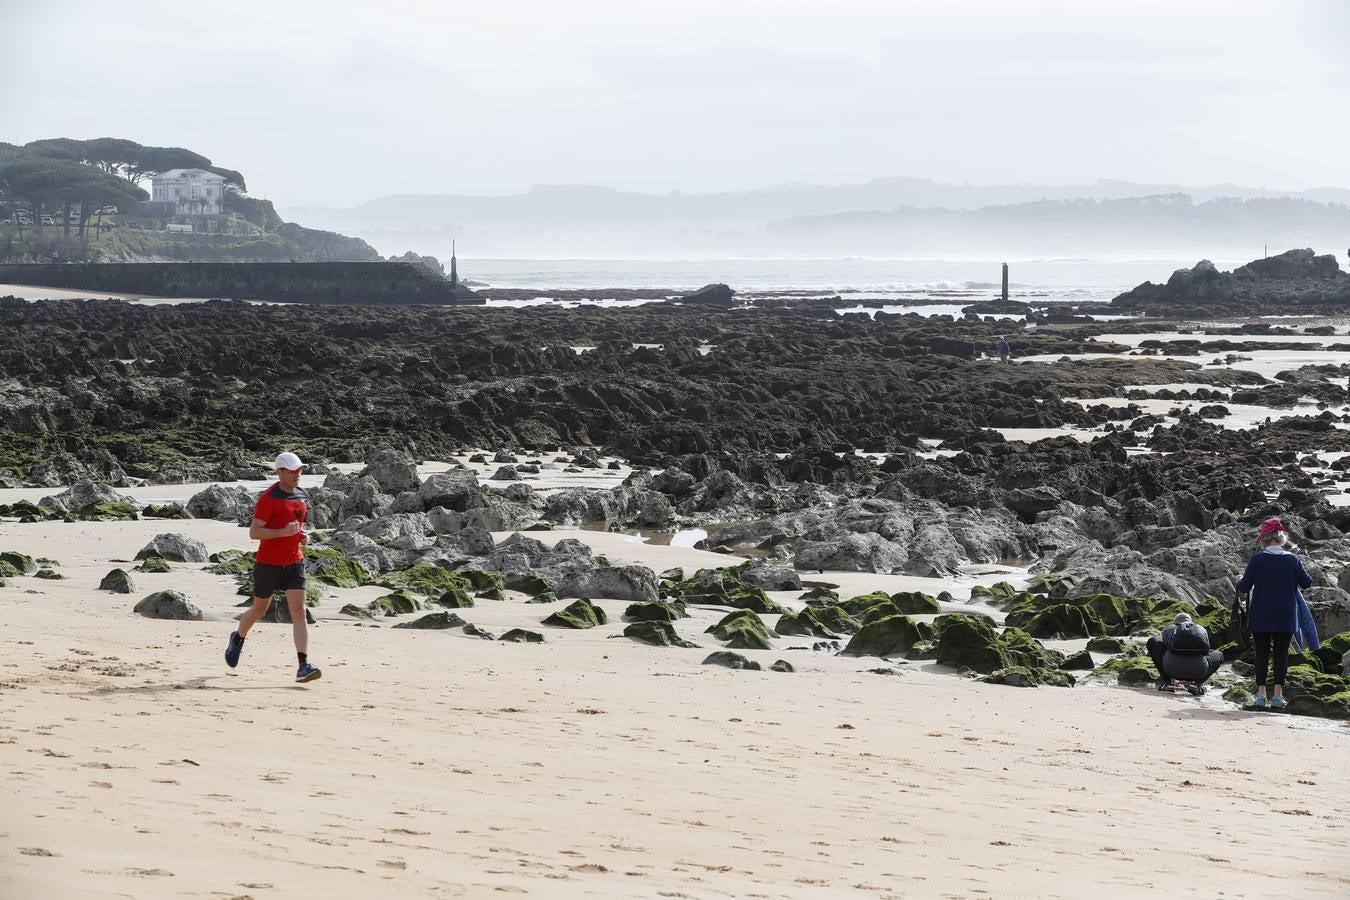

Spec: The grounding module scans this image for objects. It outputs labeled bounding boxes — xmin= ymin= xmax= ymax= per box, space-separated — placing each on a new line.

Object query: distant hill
xmin=280 ymin=178 xmax=1350 ymax=259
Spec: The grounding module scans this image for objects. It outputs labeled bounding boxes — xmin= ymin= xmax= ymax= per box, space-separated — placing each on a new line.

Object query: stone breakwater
xmin=0 ymin=261 xmax=482 ymax=306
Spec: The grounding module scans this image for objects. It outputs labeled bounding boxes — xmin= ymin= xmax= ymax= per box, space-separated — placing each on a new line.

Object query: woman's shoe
xmin=1252 ymin=695 xmax=1267 ymax=709
xmin=1270 ymin=696 xmax=1286 ymax=710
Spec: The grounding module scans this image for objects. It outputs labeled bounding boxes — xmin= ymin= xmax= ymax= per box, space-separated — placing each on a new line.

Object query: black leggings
xmin=1252 ymin=631 xmax=1292 ymax=687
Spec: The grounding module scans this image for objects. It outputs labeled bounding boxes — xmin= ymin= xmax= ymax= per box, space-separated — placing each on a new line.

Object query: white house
xmin=150 ymin=168 xmax=225 ymax=216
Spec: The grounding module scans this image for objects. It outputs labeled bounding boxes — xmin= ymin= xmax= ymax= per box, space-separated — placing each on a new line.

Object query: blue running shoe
xmin=295 ymin=662 xmax=322 ymax=684
xmin=225 ymin=631 xmax=244 ymax=668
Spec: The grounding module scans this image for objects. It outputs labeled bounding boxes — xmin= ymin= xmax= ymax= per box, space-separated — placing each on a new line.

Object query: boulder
xmin=338 ymin=476 xmax=393 ymax=521
xmin=737 ymin=561 xmax=802 ymax=592
xmin=362 ymin=446 xmax=420 ymax=494
xmin=186 ymin=484 xmax=256 ymax=523
xmin=0 ymin=551 xmax=37 ymax=576
xmin=417 ymin=471 xmax=483 ymax=512
xmin=491 ymin=465 xmax=519 ymax=481
xmin=43 ymin=481 xmax=132 ymax=512
xmin=134 ymin=590 xmax=203 ymax=621
xmin=776 ymin=605 xmax=860 ymax=638
xmin=135 ymin=534 xmax=209 ymax=563
xmin=98 ymin=568 xmax=136 ymax=593
xmin=552 ymin=565 xmax=659 ymax=603
xmin=624 ymin=599 xmax=689 ymax=621
xmin=770 ymin=660 xmax=795 ymax=673
xmin=135 ymin=556 xmax=172 ymax=573
xmin=678 ymin=283 xmax=737 ymax=308
xmin=794 ymin=532 xmax=907 ymax=575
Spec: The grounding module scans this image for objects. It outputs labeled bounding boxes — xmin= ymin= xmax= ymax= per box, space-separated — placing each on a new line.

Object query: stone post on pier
xmin=1001 ymin=262 xmax=1009 ymax=303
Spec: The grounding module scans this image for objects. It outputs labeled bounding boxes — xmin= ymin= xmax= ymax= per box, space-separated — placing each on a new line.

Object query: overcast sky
xmin=5 ymin=0 xmax=1348 ymax=207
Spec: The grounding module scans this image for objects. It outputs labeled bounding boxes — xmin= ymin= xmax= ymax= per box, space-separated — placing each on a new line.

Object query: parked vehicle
xmin=40 ymin=216 xmax=55 ymax=226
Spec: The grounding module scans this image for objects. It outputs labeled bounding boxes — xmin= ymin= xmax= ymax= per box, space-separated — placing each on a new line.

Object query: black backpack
xmin=1170 ymin=622 xmax=1210 ymax=655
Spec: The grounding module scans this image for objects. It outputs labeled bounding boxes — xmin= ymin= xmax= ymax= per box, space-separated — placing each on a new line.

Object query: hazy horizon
xmin=6 ymin=1 xmax=1348 ymax=208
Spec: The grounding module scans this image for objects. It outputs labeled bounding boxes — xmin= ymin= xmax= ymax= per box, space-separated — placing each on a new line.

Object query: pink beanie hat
xmin=1257 ymin=517 xmax=1285 ymax=542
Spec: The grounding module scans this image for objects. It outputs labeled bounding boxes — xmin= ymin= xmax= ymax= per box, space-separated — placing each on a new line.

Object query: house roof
xmin=153 ymin=168 xmax=225 ymax=181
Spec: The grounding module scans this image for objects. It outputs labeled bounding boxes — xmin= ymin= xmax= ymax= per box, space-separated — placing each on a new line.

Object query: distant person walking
xmin=996 ymin=336 xmax=1010 ymax=363
xmin=224 ymin=452 xmax=321 ymax=683
xmin=1235 ymin=517 xmax=1311 ymax=709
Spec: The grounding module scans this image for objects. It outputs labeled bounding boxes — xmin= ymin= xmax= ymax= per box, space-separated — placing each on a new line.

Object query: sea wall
xmin=0 ymin=262 xmax=481 ymax=306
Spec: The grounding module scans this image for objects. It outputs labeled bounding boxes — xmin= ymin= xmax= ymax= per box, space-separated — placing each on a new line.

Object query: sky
xmin=4 ymin=0 xmax=1348 ymax=207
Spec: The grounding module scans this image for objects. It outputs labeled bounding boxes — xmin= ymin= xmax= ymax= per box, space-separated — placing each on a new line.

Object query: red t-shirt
xmin=252 ymin=483 xmax=309 ymax=566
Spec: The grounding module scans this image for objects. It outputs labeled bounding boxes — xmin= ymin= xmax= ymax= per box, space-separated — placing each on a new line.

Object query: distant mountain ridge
xmin=279 ymin=178 xmax=1350 ymax=259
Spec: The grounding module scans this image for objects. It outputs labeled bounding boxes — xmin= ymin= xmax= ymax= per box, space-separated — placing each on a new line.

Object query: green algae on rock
xmin=98 ymin=568 xmax=136 ymax=593
xmin=0 ymin=551 xmax=37 ymax=576
xmin=500 ymin=628 xmax=545 ymax=643
xmin=134 ymin=556 xmax=172 ymax=573
xmin=839 ymin=614 xmax=922 ymax=659
xmin=624 ymin=599 xmax=689 ymax=622
xmin=394 ymin=611 xmax=467 ymax=630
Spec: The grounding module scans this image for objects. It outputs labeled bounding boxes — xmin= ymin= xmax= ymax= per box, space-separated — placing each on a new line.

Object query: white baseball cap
xmin=273 ymin=451 xmax=305 ymax=470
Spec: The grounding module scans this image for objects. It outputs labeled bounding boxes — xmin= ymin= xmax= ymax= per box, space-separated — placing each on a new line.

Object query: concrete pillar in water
xmin=1001 ymin=262 xmax=1009 ymax=303
xmin=450 ymin=240 xmax=459 ymax=287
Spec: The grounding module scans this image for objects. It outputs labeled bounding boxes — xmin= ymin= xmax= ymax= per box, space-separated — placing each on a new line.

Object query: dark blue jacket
xmin=1236 ymin=549 xmax=1312 ymax=634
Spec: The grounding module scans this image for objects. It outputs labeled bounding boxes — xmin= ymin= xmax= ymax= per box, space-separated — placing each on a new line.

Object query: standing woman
xmin=1235 ymin=517 xmax=1312 ymax=709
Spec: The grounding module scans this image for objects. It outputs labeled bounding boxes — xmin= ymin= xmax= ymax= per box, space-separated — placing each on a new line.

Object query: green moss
xmin=706 ymin=609 xmax=774 ymax=650
xmin=932 ymin=614 xmax=1009 ymax=673
xmin=543 ymin=598 xmax=608 ymax=629
xmin=840 ymin=614 xmax=921 ymax=659
xmin=1223 ymin=685 xmax=1254 ymax=706
xmin=776 ymin=604 xmax=861 ymax=638
xmin=969 ymin=581 xmax=1023 ymax=604
xmin=98 ymin=568 xmax=135 ymax=593
xmin=624 ymin=620 xmax=697 ymax=648
xmin=1085 ymin=636 xmax=1133 ymax=654
xmin=1315 ymin=631 xmax=1350 ymax=673
xmin=840 ymin=591 xmax=895 ymax=618
xmin=505 ymin=573 xmax=554 ymax=597
xmin=0 ymin=500 xmax=59 ymax=521
xmin=460 ymin=569 xmax=503 ymax=592
xmin=34 ymin=568 xmax=63 ymax=580
xmin=770 ymin=659 xmax=795 ymax=673
xmin=1059 ymin=650 xmax=1095 ymax=670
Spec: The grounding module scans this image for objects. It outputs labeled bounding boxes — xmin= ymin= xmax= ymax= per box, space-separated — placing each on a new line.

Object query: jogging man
xmin=224 ymin=451 xmax=321 ymax=683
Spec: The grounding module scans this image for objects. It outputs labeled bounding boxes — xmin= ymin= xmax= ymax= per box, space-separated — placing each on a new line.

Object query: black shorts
xmin=253 ymin=561 xmax=306 ymax=597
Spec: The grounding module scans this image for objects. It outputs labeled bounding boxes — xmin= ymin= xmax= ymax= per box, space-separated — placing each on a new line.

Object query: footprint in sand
xmin=19 ymin=847 xmax=58 ymax=857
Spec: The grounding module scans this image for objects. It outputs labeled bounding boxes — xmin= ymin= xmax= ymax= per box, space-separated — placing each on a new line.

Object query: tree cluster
xmin=0 ymin=138 xmax=248 ymax=241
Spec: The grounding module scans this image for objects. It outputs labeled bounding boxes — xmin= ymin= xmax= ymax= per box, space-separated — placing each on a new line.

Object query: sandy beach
xmin=2 ymin=511 xmax=1348 ymax=899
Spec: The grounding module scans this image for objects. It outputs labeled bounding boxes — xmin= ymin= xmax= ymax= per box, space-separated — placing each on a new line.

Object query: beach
xmin=2 ymin=511 xmax=1348 ymax=899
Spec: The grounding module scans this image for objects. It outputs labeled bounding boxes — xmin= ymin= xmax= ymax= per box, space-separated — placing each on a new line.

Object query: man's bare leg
xmin=285 ymin=588 xmax=308 ymax=654
xmin=237 ymin=595 xmax=273 ymax=639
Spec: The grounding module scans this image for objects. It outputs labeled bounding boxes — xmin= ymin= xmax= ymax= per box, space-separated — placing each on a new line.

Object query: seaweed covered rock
xmin=98 ymin=568 xmax=136 ymax=593
xmin=379 ymin=562 xmax=473 ymax=596
xmin=890 ymin=591 xmax=942 ymax=615
xmin=134 ymin=556 xmax=172 ymax=573
xmin=839 ymin=614 xmax=922 ymax=658
xmin=0 ymin=551 xmax=38 ymax=576
xmin=665 ymin=568 xmax=783 ymax=613
xmin=775 ymin=604 xmax=860 ymax=638
xmin=703 ymin=650 xmax=761 ymax=670
xmin=624 ymin=599 xmax=688 ymax=622
xmin=142 ymin=503 xmax=190 ymax=519
xmin=931 ymin=614 xmax=1064 ymax=675
xmin=135 ymin=533 xmax=209 ymax=563
xmin=394 ymin=611 xmax=467 ymax=630
xmin=207 ymin=549 xmax=255 ymax=575
xmin=706 ymin=609 xmax=775 ymax=650
xmin=1086 ymin=636 xmax=1134 ymax=654
xmin=624 ymin=620 xmax=697 ymax=648
xmin=435 ymin=586 xmax=475 ymax=608
xmin=500 ymin=628 xmax=545 ymax=643
xmin=1091 ymin=654 xmax=1160 ymax=685
xmin=799 ymin=586 xmax=840 ymax=604
xmin=368 ymin=589 xmax=421 ymax=617
xmin=1059 ymin=650 xmax=1096 ymax=670
xmin=980 ymin=667 xmax=1075 ymax=688
xmin=770 ymin=659 xmax=795 ymax=673
xmin=340 ymin=603 xmax=375 ymax=619
xmin=543 ymin=598 xmax=608 ymax=629
xmin=134 ymin=590 xmax=203 ymax=621
xmin=309 ymin=556 xmax=372 ymax=588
